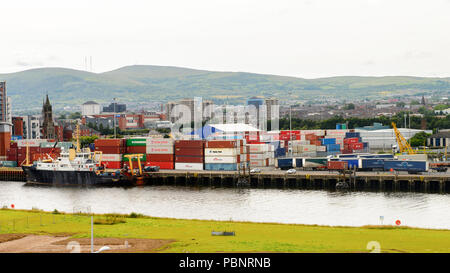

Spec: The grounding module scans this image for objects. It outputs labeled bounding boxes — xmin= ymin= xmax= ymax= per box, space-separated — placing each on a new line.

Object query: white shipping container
xmin=248 ymin=153 xmax=265 ymax=160
xmin=146 ymin=146 xmax=174 ymax=154
xmin=301 ymin=145 xmax=317 ymax=152
xmin=204 ymin=148 xmax=238 ymax=156
xmin=17 ymin=139 xmax=47 ymax=147
xmin=249 ymin=160 xmax=266 ymax=167
xmin=175 ymin=162 xmax=204 ymax=171
xmin=98 ymin=154 xmax=122 ymax=162
xmin=317 ymin=146 xmax=326 ymax=152
xmin=247 ymin=144 xmax=268 ymax=153
xmin=205 ymin=156 xmax=238 ymax=164
xmin=146 ymin=138 xmax=174 ymax=146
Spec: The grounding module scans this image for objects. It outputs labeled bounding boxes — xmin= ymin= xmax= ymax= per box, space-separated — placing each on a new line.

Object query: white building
xmin=81 ymin=101 xmax=101 ymax=116
xmin=22 ymin=115 xmax=41 ymax=139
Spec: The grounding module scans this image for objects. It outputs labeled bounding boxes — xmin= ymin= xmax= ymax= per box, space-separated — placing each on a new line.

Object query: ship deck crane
xmin=392 ymin=122 xmax=416 ymax=154
xmin=123 ymin=154 xmax=145 ymax=186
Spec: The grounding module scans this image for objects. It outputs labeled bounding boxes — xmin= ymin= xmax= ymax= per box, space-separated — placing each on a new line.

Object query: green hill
xmin=1 ymin=65 xmax=449 ymax=112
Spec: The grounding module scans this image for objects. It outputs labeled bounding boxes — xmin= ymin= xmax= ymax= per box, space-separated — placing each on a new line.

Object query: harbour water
xmin=0 ymin=182 xmax=449 ymax=229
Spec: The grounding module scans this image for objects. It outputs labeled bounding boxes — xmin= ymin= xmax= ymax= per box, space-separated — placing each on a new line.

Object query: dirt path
xmin=0 ymin=234 xmax=174 ymax=253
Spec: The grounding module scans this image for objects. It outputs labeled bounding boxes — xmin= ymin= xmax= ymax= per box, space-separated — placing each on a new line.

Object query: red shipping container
xmin=146 ymin=161 xmax=174 ymax=169
xmin=147 ymin=154 xmax=174 ymax=162
xmin=305 ymin=134 xmax=319 ymax=141
xmin=327 ymin=161 xmax=348 ymax=170
xmin=127 ymin=146 xmax=147 ymax=154
xmin=175 ymin=155 xmax=204 ymax=163
xmin=349 ymin=143 xmax=363 ymax=150
xmin=175 ymin=147 xmax=204 ymax=156
xmin=95 ymin=146 xmax=126 ymax=154
xmin=103 ymin=161 xmax=123 ymax=169
xmin=344 ymin=138 xmax=359 ymax=144
xmin=174 ymin=140 xmax=204 ymax=148
xmin=95 ymin=139 xmax=125 ymax=147
xmin=10 ymin=142 xmax=18 ymax=148
xmin=205 ymin=140 xmax=237 ymax=148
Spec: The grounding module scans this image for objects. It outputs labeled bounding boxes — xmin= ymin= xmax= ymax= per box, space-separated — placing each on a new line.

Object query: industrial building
xmin=427 ymin=130 xmax=450 ymax=148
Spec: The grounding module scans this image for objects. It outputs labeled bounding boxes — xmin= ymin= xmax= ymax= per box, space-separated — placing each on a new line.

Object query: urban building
xmin=427 ymin=130 xmax=450 ymax=147
xmin=81 ymin=101 xmax=101 ymax=116
xmin=103 ymin=102 xmax=126 ymax=113
xmin=0 ymin=82 xmax=9 ymax=122
xmin=12 ymin=117 xmax=24 ymax=138
xmin=22 ymin=115 xmax=41 ymax=139
xmin=166 ymin=98 xmax=213 ymax=124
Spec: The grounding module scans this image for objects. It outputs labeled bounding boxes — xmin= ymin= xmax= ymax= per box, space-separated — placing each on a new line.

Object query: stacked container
xmin=174 ymin=140 xmax=205 ymax=170
xmin=146 ymin=138 xmax=174 ymax=169
xmin=204 ymin=140 xmax=242 ymax=171
xmin=94 ymin=139 xmax=126 ymax=169
xmin=246 ymin=143 xmax=274 ymax=167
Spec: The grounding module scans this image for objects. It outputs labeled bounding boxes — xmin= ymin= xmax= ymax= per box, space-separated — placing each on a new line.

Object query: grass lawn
xmin=0 ymin=209 xmax=449 ymax=253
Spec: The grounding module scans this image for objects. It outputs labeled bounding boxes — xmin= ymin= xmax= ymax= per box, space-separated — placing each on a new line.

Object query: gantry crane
xmin=391 ymin=122 xmax=416 ymax=154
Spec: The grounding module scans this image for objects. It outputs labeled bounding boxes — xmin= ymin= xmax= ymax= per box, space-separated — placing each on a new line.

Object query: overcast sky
xmin=2 ymin=0 xmax=450 ymax=78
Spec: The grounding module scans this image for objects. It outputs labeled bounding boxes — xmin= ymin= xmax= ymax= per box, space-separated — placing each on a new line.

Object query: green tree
xmin=409 ymin=132 xmax=431 ymax=147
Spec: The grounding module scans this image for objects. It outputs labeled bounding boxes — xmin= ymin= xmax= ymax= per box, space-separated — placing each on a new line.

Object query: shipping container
xmin=102 ymin=161 xmax=123 ymax=169
xmin=126 ymin=146 xmax=147 ymax=154
xmin=0 ymin=161 xmax=18 ymax=167
xmin=321 ymin=138 xmax=336 ymax=145
xmin=174 ymin=140 xmax=204 ymax=148
xmin=349 ymin=143 xmax=364 ymax=150
xmin=204 ymin=148 xmax=238 ymax=156
xmin=17 ymin=139 xmax=46 ymax=147
xmin=146 ymin=146 xmax=174 ymax=154
xmin=302 ymin=158 xmax=328 ymax=168
xmin=175 ymin=162 xmax=204 ymax=170
xmin=344 ymin=138 xmax=359 ymax=144
xmin=327 ymin=161 xmax=348 ymax=170
xmin=397 ymin=154 xmax=427 ymax=161
xmin=146 ymin=161 xmax=174 ymax=170
xmin=205 ymin=140 xmax=238 ymax=148
xmin=94 ymin=139 xmax=125 ymax=147
xmin=97 ymin=154 xmax=122 ymax=162
xmin=383 ymin=160 xmax=428 ymax=173
xmin=126 ymin=138 xmax=147 ymax=147
xmin=175 ymin=147 xmax=204 ymax=156
xmin=95 ymin=146 xmax=126 ymax=154
xmin=204 ymin=156 xmax=238 ymax=164
xmin=204 ymin=163 xmax=239 ymax=171
xmin=340 ymin=158 xmax=359 ymax=169
xmin=147 ymin=154 xmax=174 ymax=162
xmin=175 ymin=155 xmax=204 ymax=163
xmin=359 ymin=158 xmax=385 ymax=170
xmin=146 ymin=138 xmax=174 ymax=146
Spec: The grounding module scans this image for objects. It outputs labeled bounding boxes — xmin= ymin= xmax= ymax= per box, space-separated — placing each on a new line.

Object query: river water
xmin=0 ymin=182 xmax=449 ymax=229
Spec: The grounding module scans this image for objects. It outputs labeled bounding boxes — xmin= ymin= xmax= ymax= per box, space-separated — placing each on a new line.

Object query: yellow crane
xmin=392 ymin=122 xmax=416 ymax=154
xmin=123 ymin=154 xmax=144 ymax=176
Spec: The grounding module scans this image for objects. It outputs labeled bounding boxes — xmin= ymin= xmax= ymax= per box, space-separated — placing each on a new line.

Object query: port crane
xmin=391 ymin=122 xmax=416 ymax=154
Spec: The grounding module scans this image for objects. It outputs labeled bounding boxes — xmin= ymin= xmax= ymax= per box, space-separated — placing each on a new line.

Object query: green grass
xmin=0 ymin=209 xmax=449 ymax=253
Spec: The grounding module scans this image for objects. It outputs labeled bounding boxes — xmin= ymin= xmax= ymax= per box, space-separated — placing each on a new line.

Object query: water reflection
xmin=0 ymin=182 xmax=449 ymax=229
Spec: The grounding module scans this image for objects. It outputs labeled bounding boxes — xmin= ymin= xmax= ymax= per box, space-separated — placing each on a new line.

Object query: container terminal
xmin=1 ymin=121 xmax=449 ymax=193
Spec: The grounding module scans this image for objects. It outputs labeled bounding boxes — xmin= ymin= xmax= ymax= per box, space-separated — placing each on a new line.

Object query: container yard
xmin=1 ymin=127 xmax=449 ymax=192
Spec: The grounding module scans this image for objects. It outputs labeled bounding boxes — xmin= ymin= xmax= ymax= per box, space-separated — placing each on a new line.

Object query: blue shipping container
xmin=321 ymin=138 xmax=336 ymax=145
xmin=205 ymin=163 xmax=238 ymax=171
xmin=345 ymin=132 xmax=360 ymax=138
xmin=277 ymin=158 xmax=294 ymax=169
xmin=326 ymin=144 xmax=341 ymax=151
xmin=383 ymin=160 xmax=428 ymax=172
xmin=341 ymin=158 xmax=359 ymax=169
xmin=360 ymin=158 xmax=385 ymax=169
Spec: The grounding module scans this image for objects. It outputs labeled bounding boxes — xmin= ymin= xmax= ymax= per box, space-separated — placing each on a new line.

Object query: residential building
xmin=22 ymin=115 xmax=41 ymax=139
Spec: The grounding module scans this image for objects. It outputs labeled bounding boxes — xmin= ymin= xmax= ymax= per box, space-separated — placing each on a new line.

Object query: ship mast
xmin=76 ymin=123 xmax=81 ymax=153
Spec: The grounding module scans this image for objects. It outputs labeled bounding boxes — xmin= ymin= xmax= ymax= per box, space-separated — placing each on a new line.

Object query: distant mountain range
xmin=1 ymin=65 xmax=449 ymax=112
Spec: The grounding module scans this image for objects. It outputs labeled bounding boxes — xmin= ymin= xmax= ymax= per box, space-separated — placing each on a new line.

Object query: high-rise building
xmin=22 ymin=115 xmax=41 ymax=139
xmin=103 ymin=102 xmax=126 ymax=113
xmin=166 ymin=98 xmax=213 ymax=124
xmin=0 ymin=82 xmax=8 ymax=122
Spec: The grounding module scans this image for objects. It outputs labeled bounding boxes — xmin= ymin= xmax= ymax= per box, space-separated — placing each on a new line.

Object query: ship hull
xmin=22 ymin=166 xmax=132 ymax=187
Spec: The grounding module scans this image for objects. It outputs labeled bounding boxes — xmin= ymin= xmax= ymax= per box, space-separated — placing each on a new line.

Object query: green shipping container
xmin=40 ymin=142 xmax=56 ymax=148
xmin=126 ymin=138 xmax=147 ymax=147
xmin=56 ymin=142 xmax=73 ymax=149
xmin=0 ymin=161 xmax=18 ymax=167
xmin=122 ymin=154 xmax=146 ymax=162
